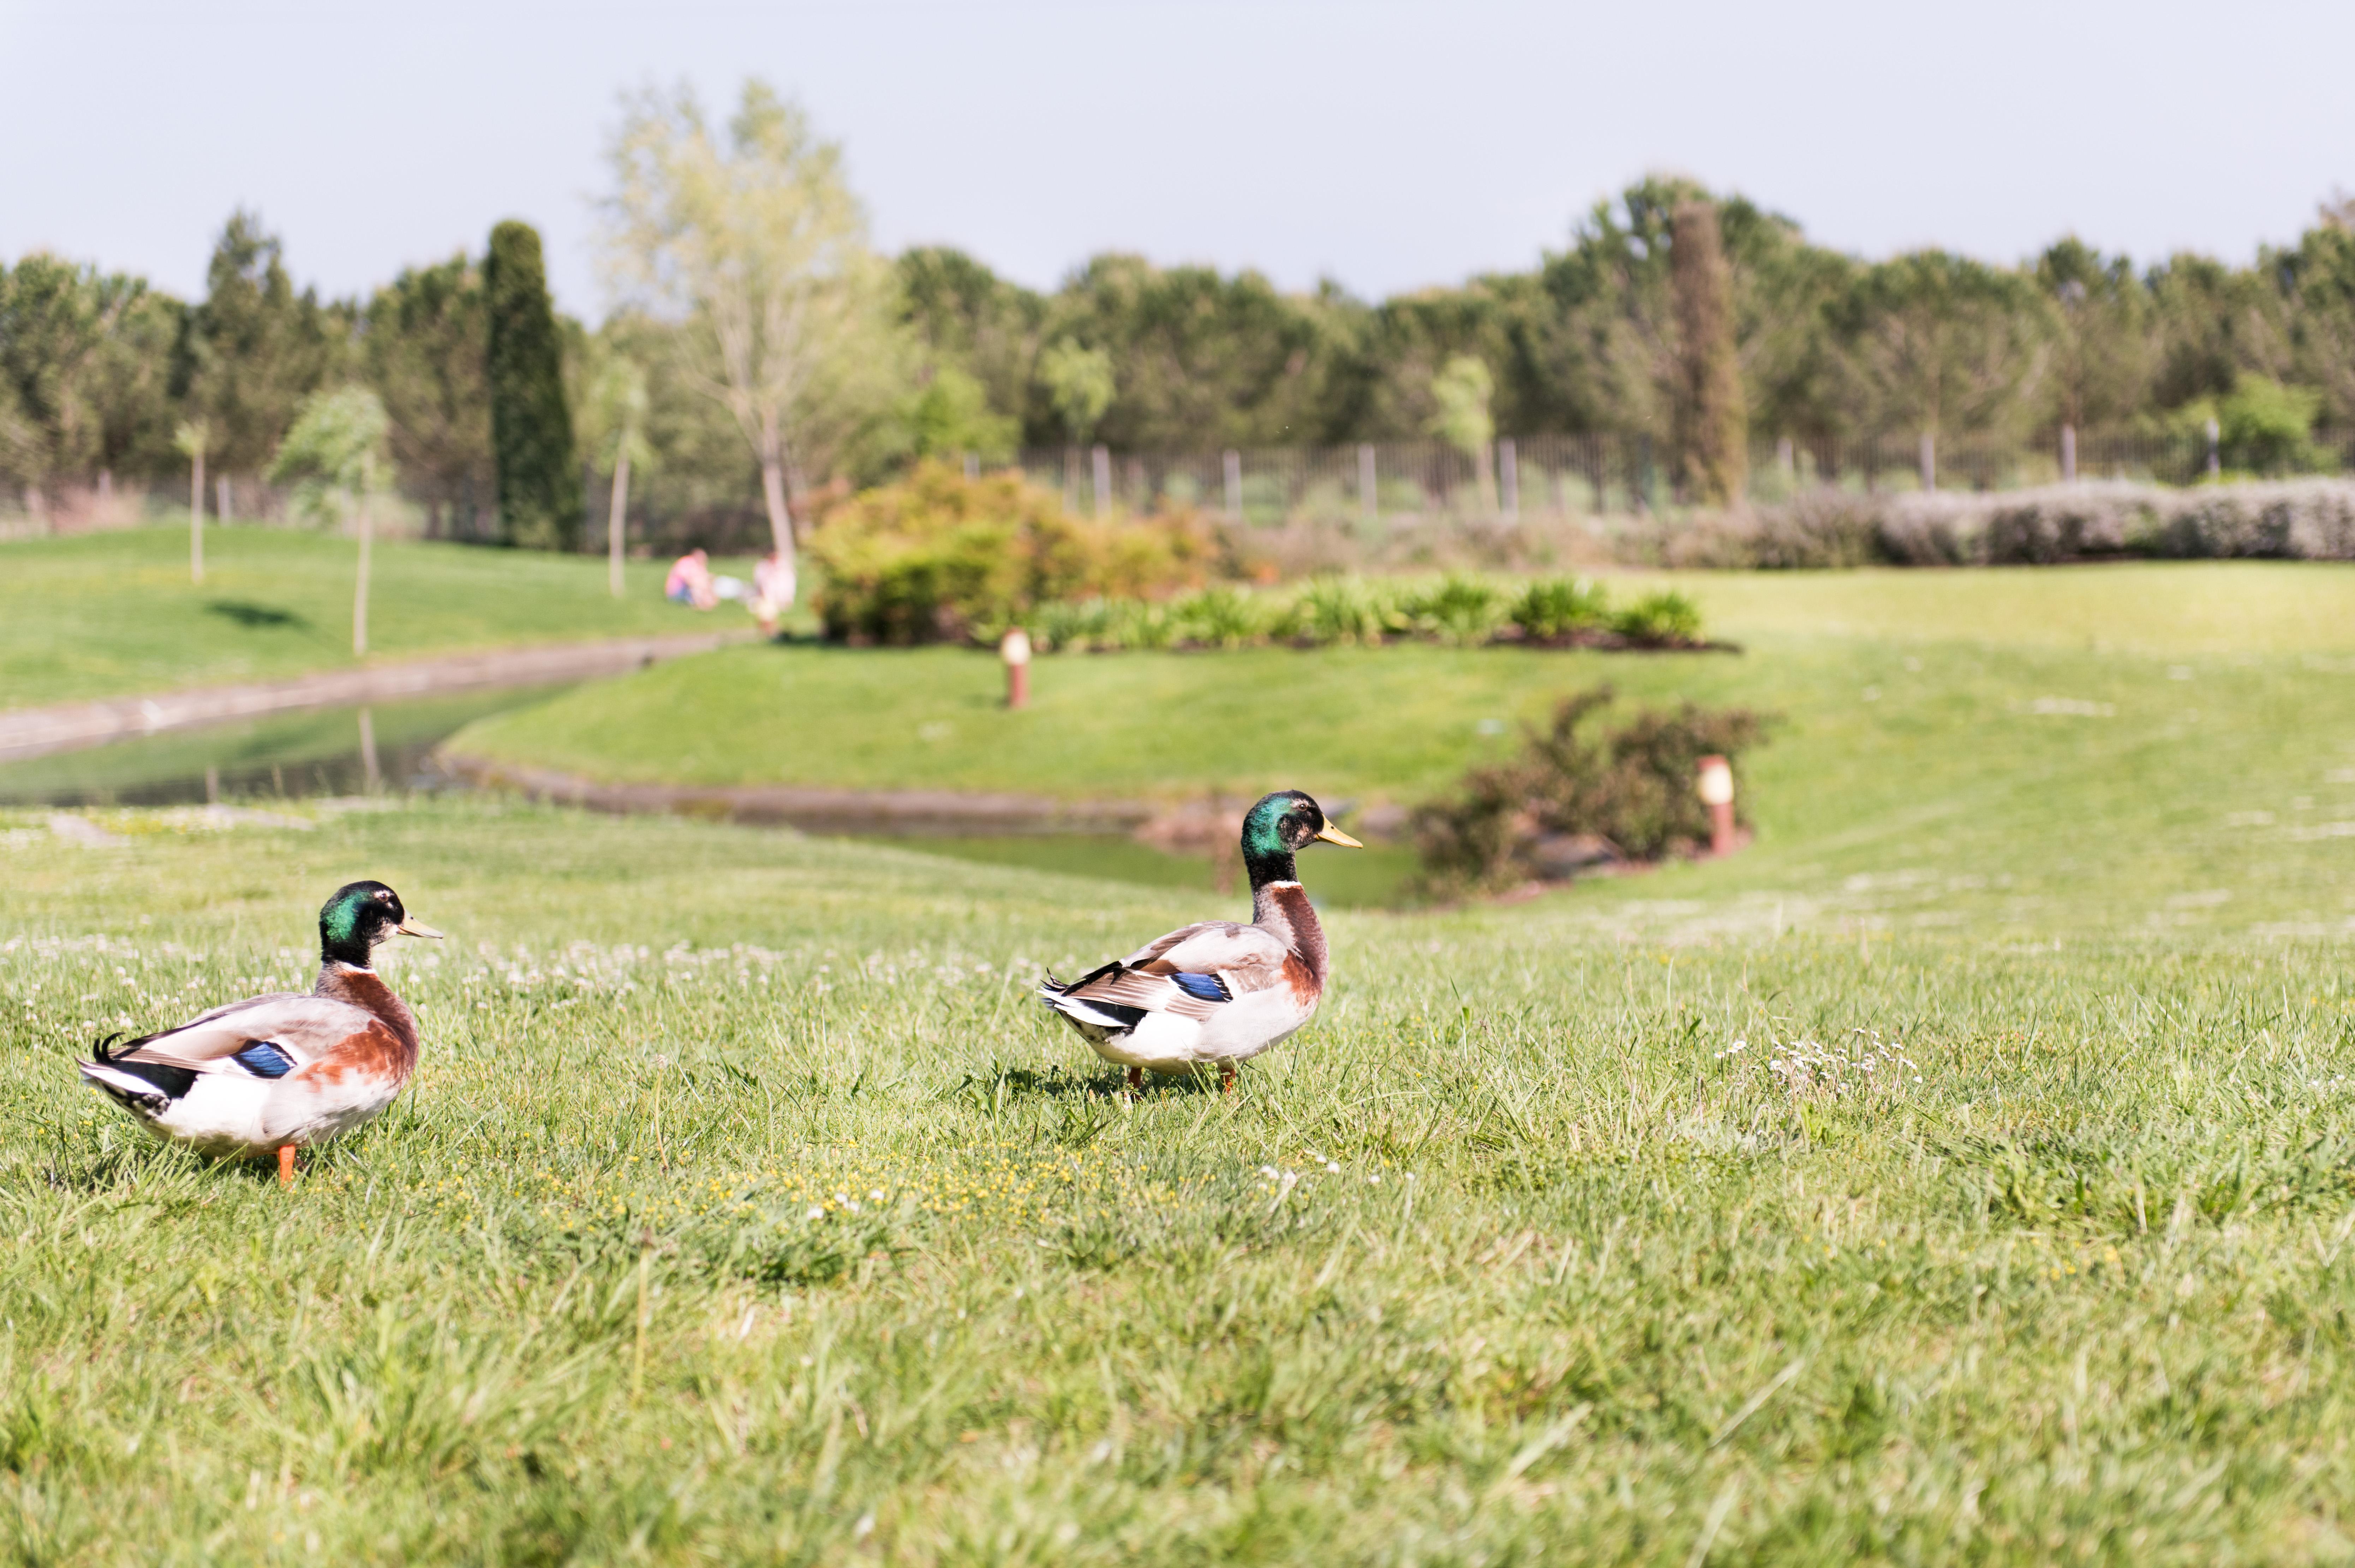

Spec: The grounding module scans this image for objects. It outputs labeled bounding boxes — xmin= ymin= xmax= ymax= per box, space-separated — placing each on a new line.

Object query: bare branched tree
xmin=601 ymin=80 xmax=898 ymax=595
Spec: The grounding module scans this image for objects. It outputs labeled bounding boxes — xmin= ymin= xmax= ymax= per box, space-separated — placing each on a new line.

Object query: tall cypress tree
xmin=485 ymin=220 xmax=580 ymax=548
xmin=1670 ymin=200 xmax=1748 ymax=509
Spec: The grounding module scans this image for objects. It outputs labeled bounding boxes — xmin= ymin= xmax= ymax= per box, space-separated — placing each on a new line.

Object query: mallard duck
xmin=77 ymin=881 xmax=441 ymax=1185
xmin=1040 ymin=790 xmax=1361 ymax=1091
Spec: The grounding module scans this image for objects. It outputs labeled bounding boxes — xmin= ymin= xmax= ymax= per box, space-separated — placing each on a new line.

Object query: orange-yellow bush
xmin=808 ymin=462 xmax=1209 ymax=644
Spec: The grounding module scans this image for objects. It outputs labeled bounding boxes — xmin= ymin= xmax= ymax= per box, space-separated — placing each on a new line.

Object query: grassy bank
xmin=6 ymin=768 xmax=2355 ymax=1560
xmin=0 ymin=527 xmax=780 ymax=711
xmin=446 ymin=565 xmax=2355 ymax=905
xmin=7 ymin=561 xmax=2355 ymax=1559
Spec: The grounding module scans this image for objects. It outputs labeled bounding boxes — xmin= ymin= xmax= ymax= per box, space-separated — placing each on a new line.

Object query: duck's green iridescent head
xmin=319 ymin=881 xmax=442 ymax=968
xmin=1240 ymin=791 xmax=1363 ymax=887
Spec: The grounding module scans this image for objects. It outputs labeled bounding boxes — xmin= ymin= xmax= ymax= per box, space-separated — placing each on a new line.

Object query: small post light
xmin=1000 ymin=626 xmax=1032 ymax=710
xmin=1696 ymin=754 xmax=1736 ymax=857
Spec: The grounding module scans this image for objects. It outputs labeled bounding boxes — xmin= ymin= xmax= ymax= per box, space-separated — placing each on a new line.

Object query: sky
xmin=3 ymin=0 xmax=2352 ymax=318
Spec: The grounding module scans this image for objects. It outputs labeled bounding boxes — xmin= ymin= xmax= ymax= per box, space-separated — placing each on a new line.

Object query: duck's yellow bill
xmin=396 ymin=919 xmax=445 ymax=939
xmin=1313 ymin=824 xmax=1365 ymax=849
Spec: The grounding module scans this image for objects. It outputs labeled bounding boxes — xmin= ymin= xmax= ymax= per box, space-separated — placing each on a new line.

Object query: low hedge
xmin=1019 ymin=576 xmax=1710 ymax=654
xmin=1708 ymin=479 xmax=2355 ymax=568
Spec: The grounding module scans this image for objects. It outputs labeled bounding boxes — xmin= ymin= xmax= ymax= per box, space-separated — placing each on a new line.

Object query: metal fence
xmin=1014 ymin=428 xmax=2355 ymax=523
xmin=16 ymin=425 xmax=2355 ymax=549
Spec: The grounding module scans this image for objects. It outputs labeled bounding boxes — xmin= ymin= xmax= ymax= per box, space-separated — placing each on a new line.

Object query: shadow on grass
xmin=951 ymin=1059 xmax=1236 ymax=1108
xmin=206 ymin=599 xmax=309 ymax=630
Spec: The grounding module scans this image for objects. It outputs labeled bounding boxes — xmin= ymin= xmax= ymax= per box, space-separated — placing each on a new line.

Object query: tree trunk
xmin=608 ymin=452 xmax=632 ymax=599
xmin=758 ymin=412 xmax=797 ymax=607
xmin=352 ymin=489 xmax=372 ymax=657
xmin=190 ymin=451 xmax=205 ymax=584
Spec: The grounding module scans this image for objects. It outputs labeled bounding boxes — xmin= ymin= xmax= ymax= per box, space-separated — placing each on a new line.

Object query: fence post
xmin=2206 ymin=417 xmax=2221 ymax=479
xmin=1090 ymin=444 xmax=1112 ymax=516
xmin=1499 ymin=437 xmax=1519 ymax=521
xmin=1223 ymin=449 xmax=1242 ymax=520
xmin=1918 ymin=431 xmax=1936 ymax=493
xmin=1357 ymin=443 xmax=1377 ymax=525
xmin=217 ymin=475 xmax=232 ymax=523
xmin=1776 ymin=436 xmax=1794 ymax=486
xmin=962 ymin=451 xmax=979 ymax=480
xmin=2060 ymin=423 xmax=2076 ymax=483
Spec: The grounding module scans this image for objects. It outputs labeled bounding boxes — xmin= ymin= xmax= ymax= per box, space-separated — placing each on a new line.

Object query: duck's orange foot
xmin=1218 ymin=1063 xmax=1237 ymax=1094
xmin=277 ymin=1144 xmax=296 ymax=1188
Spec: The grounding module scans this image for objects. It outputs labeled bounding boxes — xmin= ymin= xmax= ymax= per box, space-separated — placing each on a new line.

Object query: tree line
xmin=7 ymin=80 xmax=2355 ymax=549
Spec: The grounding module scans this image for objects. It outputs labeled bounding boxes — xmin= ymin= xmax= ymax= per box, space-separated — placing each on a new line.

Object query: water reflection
xmin=5 ymin=684 xmax=1421 ymax=905
xmin=0 ymin=686 xmax=566 ymax=807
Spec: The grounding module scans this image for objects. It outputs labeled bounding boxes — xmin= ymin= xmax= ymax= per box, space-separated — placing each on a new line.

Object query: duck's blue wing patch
xmin=231 ymin=1040 xmax=296 ymax=1079
xmin=1171 ymin=972 xmax=1231 ymax=1003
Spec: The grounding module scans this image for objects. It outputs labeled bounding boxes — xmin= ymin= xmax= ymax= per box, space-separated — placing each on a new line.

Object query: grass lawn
xmin=0 ymin=527 xmax=784 ymax=711
xmin=7 ymin=562 xmax=2355 ymax=1560
xmin=449 ymin=563 xmax=2355 ymax=914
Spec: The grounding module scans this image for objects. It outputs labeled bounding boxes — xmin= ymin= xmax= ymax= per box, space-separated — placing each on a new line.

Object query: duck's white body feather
xmin=78 ymin=977 xmax=419 ymax=1158
xmin=1041 ymin=881 xmax=1327 ymax=1073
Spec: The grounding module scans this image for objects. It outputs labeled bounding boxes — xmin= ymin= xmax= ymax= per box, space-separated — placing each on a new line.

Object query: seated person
xmin=664 ymin=548 xmax=718 ymax=609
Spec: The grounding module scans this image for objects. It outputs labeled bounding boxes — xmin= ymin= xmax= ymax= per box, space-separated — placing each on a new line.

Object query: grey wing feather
xmin=113 ymin=995 xmax=377 ymax=1071
xmin=1124 ymin=922 xmax=1293 ymax=995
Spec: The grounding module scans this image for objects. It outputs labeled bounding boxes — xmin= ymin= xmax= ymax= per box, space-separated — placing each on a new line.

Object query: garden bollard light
xmin=1697 ymin=754 xmax=1736 ymax=856
xmin=1002 ymin=627 xmax=1032 ymax=710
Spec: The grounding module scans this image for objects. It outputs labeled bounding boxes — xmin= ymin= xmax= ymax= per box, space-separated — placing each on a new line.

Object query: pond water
xmin=5 ymin=689 xmax=1422 ymax=905
xmin=864 ymin=834 xmax=1420 ymax=909
xmin=0 ymin=687 xmax=568 ymax=807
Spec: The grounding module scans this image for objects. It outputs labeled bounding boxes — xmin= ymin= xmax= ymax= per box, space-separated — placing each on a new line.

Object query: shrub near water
xmin=1412 ymin=684 xmax=1767 ymax=895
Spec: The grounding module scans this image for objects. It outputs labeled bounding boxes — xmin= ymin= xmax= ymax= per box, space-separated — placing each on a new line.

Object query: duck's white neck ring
xmin=1258 ymin=879 xmax=1301 ymax=890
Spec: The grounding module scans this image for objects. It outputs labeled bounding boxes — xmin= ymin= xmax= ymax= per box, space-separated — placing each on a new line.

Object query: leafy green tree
xmin=2176 ymin=374 xmax=2327 ymax=474
xmin=1034 ymin=257 xmax=1366 ymax=450
xmin=1828 ymin=251 xmax=2045 ymax=462
xmin=903 ymin=365 xmax=1017 ymax=465
xmin=1352 ymin=282 xmax=1517 ymax=445
xmin=2033 ymin=239 xmax=2154 ymax=451
xmin=363 ymin=253 xmax=492 ymax=538
xmin=1037 ymin=338 xmax=1114 ymax=446
xmin=896 ymin=247 xmax=1046 ymax=434
xmin=173 ymin=212 xmax=346 ymax=479
xmin=0 ymin=255 xmax=151 ymax=510
xmin=2145 ymin=252 xmax=2289 ymax=413
xmin=579 ymin=348 xmax=653 ymax=596
xmin=486 ymin=221 xmax=581 ymax=549
xmin=268 ymin=385 xmax=390 ymax=654
xmin=2276 ymin=213 xmax=2355 ymax=425
xmin=1427 ymin=354 xmax=1497 ymax=511
xmin=603 ymin=79 xmax=903 ymax=591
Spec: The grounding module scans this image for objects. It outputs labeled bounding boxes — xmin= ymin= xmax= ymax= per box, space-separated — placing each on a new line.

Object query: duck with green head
xmin=77 ymin=880 xmax=441 ymax=1185
xmin=1039 ymin=790 xmax=1361 ymax=1091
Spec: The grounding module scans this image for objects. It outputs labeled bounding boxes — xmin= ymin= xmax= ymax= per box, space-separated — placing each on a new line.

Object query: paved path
xmin=0 ymin=632 xmax=747 ymax=764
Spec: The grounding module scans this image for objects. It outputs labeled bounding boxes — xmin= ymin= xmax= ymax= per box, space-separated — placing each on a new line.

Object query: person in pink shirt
xmin=664 ymin=548 xmax=717 ymax=609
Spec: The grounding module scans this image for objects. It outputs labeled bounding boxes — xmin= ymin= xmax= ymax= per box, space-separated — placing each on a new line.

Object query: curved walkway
xmin=0 ymin=632 xmax=747 ymax=764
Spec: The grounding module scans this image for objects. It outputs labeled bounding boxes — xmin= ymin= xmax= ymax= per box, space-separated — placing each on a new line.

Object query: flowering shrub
xmin=807 ymin=462 xmax=1209 ymax=644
